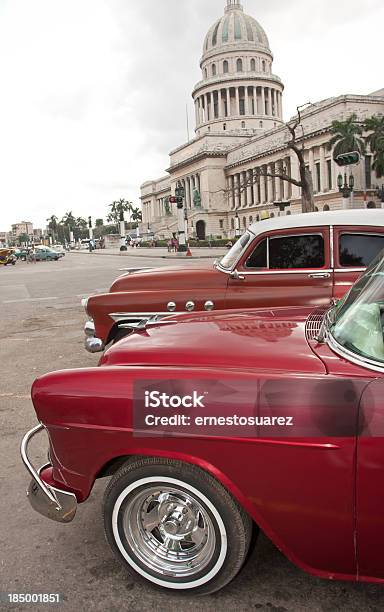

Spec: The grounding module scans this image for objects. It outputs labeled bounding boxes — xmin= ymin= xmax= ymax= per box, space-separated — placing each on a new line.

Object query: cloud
xmin=0 ymin=0 xmax=382 ymax=230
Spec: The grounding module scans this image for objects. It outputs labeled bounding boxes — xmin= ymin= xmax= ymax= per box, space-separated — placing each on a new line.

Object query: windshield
xmin=329 ymin=251 xmax=384 ymax=364
xmin=218 ymin=231 xmax=252 ymax=270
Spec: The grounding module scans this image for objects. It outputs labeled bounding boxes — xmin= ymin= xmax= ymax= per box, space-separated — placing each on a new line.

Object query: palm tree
xmin=365 ymin=115 xmax=384 ymax=179
xmin=61 ymin=211 xmax=76 ymax=242
xmin=130 ymin=207 xmax=142 ymax=225
xmin=327 ymin=113 xmax=366 ymax=159
xmin=46 ymin=215 xmax=59 ymax=243
xmin=107 ymin=199 xmax=132 ymax=231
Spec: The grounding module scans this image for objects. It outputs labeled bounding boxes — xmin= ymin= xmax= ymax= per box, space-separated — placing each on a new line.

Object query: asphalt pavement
xmin=0 ymin=253 xmax=383 ymax=612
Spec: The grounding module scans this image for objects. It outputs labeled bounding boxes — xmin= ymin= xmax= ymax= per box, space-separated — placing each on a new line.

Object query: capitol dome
xmin=192 ymin=0 xmax=284 ymax=136
xmin=203 ymin=1 xmax=271 ymax=57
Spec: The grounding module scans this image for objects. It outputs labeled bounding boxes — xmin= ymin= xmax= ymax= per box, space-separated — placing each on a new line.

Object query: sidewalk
xmin=71 ymin=247 xmax=227 ymax=259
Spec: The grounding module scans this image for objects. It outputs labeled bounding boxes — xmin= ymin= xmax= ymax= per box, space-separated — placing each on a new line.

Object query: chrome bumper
xmin=20 ymin=424 xmax=77 ymax=523
xmin=83 ymin=319 xmax=104 ymax=353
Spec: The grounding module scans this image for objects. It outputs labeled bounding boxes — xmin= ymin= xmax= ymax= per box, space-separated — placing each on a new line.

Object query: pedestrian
xmin=167 ymin=239 xmax=172 ymax=253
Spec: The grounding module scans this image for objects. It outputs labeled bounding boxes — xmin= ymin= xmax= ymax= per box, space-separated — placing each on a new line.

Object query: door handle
xmin=308 ymin=272 xmax=331 ymax=279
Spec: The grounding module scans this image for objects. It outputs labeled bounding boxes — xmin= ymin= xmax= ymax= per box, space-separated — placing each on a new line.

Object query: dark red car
xmin=22 ymin=252 xmax=384 ymax=594
xmin=82 ymin=209 xmax=384 ymax=352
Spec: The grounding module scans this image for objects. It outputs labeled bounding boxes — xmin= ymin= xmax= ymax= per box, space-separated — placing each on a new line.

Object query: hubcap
xmin=121 ymin=486 xmax=216 ymax=579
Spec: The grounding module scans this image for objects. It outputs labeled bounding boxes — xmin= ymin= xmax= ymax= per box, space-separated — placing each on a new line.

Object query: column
xmin=210 ymin=91 xmax=214 ymax=119
xmin=234 ymin=174 xmax=240 ymax=208
xmin=290 ymin=151 xmax=300 ymax=199
xmin=226 ymin=88 xmax=231 ymax=117
xmin=252 ymin=169 xmax=259 ymax=204
xmin=319 ymin=145 xmax=326 ymax=193
xmin=253 ymin=86 xmax=257 ymax=115
xmin=308 ymin=149 xmax=315 ymax=189
xmin=219 ymin=90 xmax=224 ymax=118
xmin=244 ymin=87 xmax=249 ymax=115
xmin=276 ymin=161 xmax=282 ymax=200
xmin=268 ymin=88 xmax=272 ymax=116
xmin=204 ymin=94 xmax=209 ymax=121
xmin=260 ymin=169 xmax=265 ymax=203
xmin=235 ymin=87 xmax=240 ymax=115
xmin=194 ymin=100 xmax=198 ymax=126
xmin=230 ymin=175 xmax=235 ymax=208
xmin=241 ymin=172 xmax=247 ymax=207
xmin=247 ymin=170 xmax=253 ymax=205
xmin=261 ymin=87 xmax=265 ymax=115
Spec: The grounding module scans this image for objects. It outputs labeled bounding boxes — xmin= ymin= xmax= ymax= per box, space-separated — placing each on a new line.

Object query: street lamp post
xmin=337 ymin=172 xmax=354 ymax=209
xmin=235 ymin=210 xmax=241 ymax=237
xmin=175 ymin=182 xmax=187 ymax=252
xmin=376 ymin=184 xmax=384 ymax=209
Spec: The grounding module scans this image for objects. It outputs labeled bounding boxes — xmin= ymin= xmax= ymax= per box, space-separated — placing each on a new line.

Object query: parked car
xmin=14 ymin=248 xmax=28 ymax=261
xmin=21 ymin=252 xmax=384 ymax=593
xmin=35 ymin=247 xmax=60 ymax=261
xmin=82 ymin=209 xmax=384 ymax=352
xmin=51 ymin=244 xmax=66 ymax=257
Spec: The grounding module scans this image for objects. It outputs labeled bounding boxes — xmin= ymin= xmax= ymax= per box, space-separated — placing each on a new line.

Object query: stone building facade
xmin=140 ymin=0 xmax=384 ymax=241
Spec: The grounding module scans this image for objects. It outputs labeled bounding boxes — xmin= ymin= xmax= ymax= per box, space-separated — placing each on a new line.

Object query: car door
xmin=225 ymin=227 xmax=333 ymax=309
xmin=333 ymin=227 xmax=384 ymax=300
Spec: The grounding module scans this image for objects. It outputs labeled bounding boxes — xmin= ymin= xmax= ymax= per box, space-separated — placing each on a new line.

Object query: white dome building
xmin=140 ymin=1 xmax=384 ymax=241
xmin=194 ymin=0 xmax=284 ymax=135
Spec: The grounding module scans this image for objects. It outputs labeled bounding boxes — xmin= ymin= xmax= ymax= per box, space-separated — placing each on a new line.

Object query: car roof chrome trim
xmin=334 ymin=267 xmax=365 ymax=273
xmin=239 ymin=268 xmax=333 ymax=276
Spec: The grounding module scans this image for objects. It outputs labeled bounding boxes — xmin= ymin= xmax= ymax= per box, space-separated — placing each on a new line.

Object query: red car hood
xmin=100 ymin=306 xmax=325 ymax=374
xmin=110 ymin=264 xmax=222 ymax=292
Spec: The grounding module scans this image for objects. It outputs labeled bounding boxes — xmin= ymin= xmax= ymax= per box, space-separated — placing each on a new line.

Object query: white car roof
xmin=249 ymin=209 xmax=384 ymax=236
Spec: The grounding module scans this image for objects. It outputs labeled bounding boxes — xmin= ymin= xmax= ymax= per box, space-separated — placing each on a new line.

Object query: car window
xmin=269 ymin=234 xmax=325 ymax=269
xmin=246 ymin=238 xmax=267 ymax=268
xmin=219 ymin=231 xmax=252 ymax=269
xmin=339 ymin=234 xmax=384 ymax=267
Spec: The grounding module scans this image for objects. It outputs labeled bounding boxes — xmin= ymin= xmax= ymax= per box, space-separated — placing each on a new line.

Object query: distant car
xmin=14 ymin=248 xmax=28 ymax=261
xmin=51 ymin=244 xmax=66 ymax=257
xmin=35 ymin=247 xmax=59 ymax=261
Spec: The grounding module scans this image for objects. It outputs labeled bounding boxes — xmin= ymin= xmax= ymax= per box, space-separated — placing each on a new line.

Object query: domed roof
xmin=203 ymin=1 xmax=270 ymax=56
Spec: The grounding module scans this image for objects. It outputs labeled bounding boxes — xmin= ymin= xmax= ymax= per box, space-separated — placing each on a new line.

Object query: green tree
xmin=130 ymin=206 xmax=142 ymax=225
xmin=365 ymin=115 xmax=384 ymax=179
xmin=95 ymin=218 xmax=104 ymax=227
xmin=107 ymin=199 xmax=132 ymax=231
xmin=46 ymin=215 xmax=59 ymax=243
xmin=61 ymin=211 xmax=77 ymax=241
xmin=18 ymin=233 xmax=29 ymax=246
xmin=327 ymin=113 xmax=366 ymax=159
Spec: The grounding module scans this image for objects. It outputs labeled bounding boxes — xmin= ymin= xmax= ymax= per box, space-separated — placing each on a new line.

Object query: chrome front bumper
xmin=20 ymin=424 xmax=77 ymax=523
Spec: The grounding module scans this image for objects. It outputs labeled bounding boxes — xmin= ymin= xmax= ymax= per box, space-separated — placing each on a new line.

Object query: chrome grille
xmin=305 ymin=308 xmax=327 ymax=341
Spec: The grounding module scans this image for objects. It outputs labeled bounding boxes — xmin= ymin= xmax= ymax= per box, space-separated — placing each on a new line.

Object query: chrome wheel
xmin=122 ymin=486 xmax=215 ymax=578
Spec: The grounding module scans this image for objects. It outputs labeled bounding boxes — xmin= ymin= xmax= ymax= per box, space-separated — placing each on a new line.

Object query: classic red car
xmin=82 ymin=209 xmax=384 ymax=352
xmin=22 ymin=252 xmax=384 ymax=594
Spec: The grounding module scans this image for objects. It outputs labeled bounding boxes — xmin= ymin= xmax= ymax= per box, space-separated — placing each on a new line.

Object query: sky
xmin=0 ymin=0 xmax=382 ymax=230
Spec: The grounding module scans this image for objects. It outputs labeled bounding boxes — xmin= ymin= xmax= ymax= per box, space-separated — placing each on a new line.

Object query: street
xmin=0 ymin=253 xmax=383 ymax=612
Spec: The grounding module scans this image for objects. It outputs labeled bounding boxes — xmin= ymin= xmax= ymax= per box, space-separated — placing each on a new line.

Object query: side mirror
xmin=230 ymin=269 xmax=245 ymax=280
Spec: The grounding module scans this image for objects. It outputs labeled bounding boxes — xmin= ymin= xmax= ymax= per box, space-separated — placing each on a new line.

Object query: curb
xmin=69 ymin=251 xmax=225 ymax=260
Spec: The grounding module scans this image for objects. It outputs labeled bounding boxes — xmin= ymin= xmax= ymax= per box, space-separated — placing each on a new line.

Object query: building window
xmin=236 ymin=58 xmax=243 ymax=72
xmin=204 ymin=68 xmax=208 ymax=79
xmin=241 ymin=121 xmax=246 ymax=129
xmin=249 ymin=216 xmax=253 ymax=224
xmin=259 ymin=121 xmax=263 ymax=128
xmin=262 ymin=60 xmax=266 ymax=72
xmin=315 ymin=162 xmax=321 ymax=193
xmin=327 ymin=159 xmax=332 ymax=191
xmin=212 ymin=64 xmax=216 ymax=76
xmin=239 ymin=99 xmax=245 ymax=115
xmin=323 ymin=204 xmax=330 ymax=211
xmin=256 ymin=215 xmax=260 ymax=222
xmin=223 ymin=60 xmax=229 ymax=74
xmin=250 ymin=58 xmax=256 ymax=71
xmin=243 ymin=216 xmax=247 ymax=228
xmin=219 ymin=219 xmax=224 ymax=229
xmin=365 ymin=155 xmax=372 ymax=189
xmin=231 ymin=218 xmax=235 ymax=230
xmin=223 ymin=123 xmax=227 ymax=131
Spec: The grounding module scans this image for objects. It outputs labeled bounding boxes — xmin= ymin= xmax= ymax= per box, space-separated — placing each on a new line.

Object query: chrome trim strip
xmin=330 ymin=225 xmax=334 ymax=269
xmin=238 ymin=269 xmax=333 ymax=277
xmin=327 ymin=333 xmax=384 ymax=374
xmin=110 ymin=311 xmax=184 ymax=322
xmin=334 ymin=267 xmax=365 ymax=273
xmin=20 ymin=424 xmax=60 ymax=507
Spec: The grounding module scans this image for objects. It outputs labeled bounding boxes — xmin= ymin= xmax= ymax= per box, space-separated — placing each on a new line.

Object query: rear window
xmin=339 ymin=234 xmax=384 ymax=267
